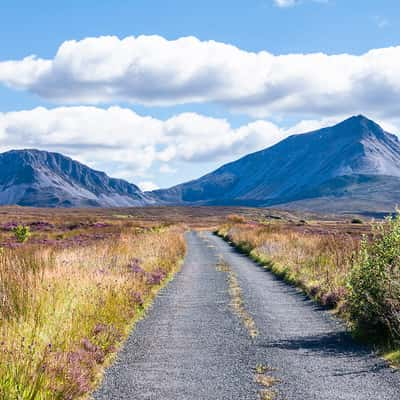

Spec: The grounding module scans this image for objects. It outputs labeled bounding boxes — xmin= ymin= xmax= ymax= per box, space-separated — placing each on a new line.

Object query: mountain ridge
xmin=1 ymin=115 xmax=400 ymax=213
xmin=151 ymin=115 xmax=400 ymax=213
xmin=0 ymin=149 xmax=154 ymax=207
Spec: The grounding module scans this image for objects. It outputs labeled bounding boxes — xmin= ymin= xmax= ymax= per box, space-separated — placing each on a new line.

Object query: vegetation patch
xmin=386 ymin=350 xmax=400 ymax=365
xmin=216 ymin=259 xmax=258 ymax=338
xmin=254 ymin=363 xmax=281 ymax=400
xmin=0 ymin=223 xmax=185 ymax=399
xmin=217 ymin=214 xmax=400 ymax=366
xmin=217 ymin=222 xmax=354 ymax=312
xmin=255 ymin=374 xmax=281 ymax=387
xmin=348 ymin=215 xmax=400 ymax=346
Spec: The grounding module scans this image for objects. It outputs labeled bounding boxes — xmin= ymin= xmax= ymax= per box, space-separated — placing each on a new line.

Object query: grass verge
xmin=216 ymin=216 xmax=400 ymax=367
xmin=0 ymin=225 xmax=185 ymax=399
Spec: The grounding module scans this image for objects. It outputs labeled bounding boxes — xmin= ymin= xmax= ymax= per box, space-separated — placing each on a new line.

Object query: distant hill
xmin=2 ymin=115 xmax=400 ymax=213
xmin=0 ymin=149 xmax=154 ymax=207
xmin=152 ymin=115 xmax=400 ymax=215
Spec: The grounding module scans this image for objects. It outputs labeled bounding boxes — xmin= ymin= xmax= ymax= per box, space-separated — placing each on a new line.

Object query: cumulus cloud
xmin=0 ymin=106 xmax=290 ymax=181
xmin=0 ymin=35 xmax=400 ymax=119
xmin=138 ymin=181 xmax=159 ymax=191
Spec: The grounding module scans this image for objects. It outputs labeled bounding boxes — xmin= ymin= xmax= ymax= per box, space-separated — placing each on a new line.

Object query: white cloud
xmin=0 ymin=106 xmax=290 ymax=182
xmin=284 ymin=116 xmax=344 ymax=135
xmin=1 ymin=35 xmax=400 ymax=119
xmin=138 ymin=181 xmax=159 ymax=191
xmin=0 ymin=106 xmax=163 ymax=179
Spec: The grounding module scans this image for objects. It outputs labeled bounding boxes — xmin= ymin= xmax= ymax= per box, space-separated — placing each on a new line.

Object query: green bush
xmin=13 ymin=225 xmax=31 ymax=243
xmin=348 ymin=214 xmax=400 ymax=344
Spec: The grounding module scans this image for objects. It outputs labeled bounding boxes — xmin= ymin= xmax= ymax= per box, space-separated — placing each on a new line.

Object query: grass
xmin=216 ymin=259 xmax=258 ymax=338
xmin=258 ymin=389 xmax=277 ymax=400
xmin=217 ymin=221 xmax=357 ymax=312
xmin=1 ymin=205 xmax=398 ymax=398
xmin=0 ymin=219 xmax=185 ymax=399
xmin=386 ymin=350 xmax=400 ymax=365
xmin=254 ymin=374 xmax=280 ymax=387
xmin=254 ymin=364 xmax=280 ymax=400
xmin=217 ymin=214 xmax=400 ymax=366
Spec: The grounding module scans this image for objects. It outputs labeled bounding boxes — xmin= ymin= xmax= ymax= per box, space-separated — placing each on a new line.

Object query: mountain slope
xmin=0 ymin=149 xmax=154 ymax=207
xmin=153 ymin=115 xmax=400 ymax=213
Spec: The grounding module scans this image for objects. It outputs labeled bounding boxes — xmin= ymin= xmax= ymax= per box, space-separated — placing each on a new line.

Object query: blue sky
xmin=0 ymin=0 xmax=399 ymax=189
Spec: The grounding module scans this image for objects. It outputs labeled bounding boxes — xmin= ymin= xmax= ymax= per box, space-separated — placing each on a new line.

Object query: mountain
xmin=3 ymin=116 xmax=400 ymax=213
xmin=152 ymin=115 xmax=400 ymax=214
xmin=0 ymin=149 xmax=154 ymax=207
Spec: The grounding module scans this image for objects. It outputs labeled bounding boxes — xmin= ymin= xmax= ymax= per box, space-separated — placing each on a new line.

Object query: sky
xmin=0 ymin=0 xmax=400 ymax=190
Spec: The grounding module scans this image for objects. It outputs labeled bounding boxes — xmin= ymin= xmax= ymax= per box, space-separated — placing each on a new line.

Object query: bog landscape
xmin=1 ymin=1 xmax=400 ymax=399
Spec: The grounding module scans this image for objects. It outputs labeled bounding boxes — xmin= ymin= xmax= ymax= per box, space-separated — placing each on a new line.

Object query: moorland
xmin=0 ymin=206 xmax=399 ymax=399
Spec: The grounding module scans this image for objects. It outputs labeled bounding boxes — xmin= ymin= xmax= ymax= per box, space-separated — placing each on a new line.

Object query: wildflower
xmin=81 ymin=338 xmax=98 ymax=353
xmin=146 ymin=268 xmax=167 ymax=285
xmin=130 ymin=291 xmax=144 ymax=306
xmin=128 ymin=258 xmax=144 ymax=274
xmin=93 ymin=323 xmax=108 ymax=335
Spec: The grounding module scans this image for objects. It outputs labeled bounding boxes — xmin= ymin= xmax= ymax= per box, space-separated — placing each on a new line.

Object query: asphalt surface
xmin=94 ymin=231 xmax=400 ymax=399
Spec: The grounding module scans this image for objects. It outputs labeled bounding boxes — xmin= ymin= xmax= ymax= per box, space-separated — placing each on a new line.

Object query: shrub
xmin=347 ymin=214 xmax=400 ymax=344
xmin=351 ymin=218 xmax=363 ymax=224
xmin=227 ymin=214 xmax=246 ymax=224
xmin=13 ymin=225 xmax=31 ymax=243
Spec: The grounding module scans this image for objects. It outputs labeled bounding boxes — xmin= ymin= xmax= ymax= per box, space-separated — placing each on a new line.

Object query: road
xmin=94 ymin=231 xmax=400 ymax=399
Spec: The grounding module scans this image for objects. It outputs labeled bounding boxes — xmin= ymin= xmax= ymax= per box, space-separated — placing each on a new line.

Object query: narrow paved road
xmin=94 ymin=231 xmax=400 ymax=399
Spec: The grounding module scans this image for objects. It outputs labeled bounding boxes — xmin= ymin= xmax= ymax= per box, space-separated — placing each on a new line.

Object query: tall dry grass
xmin=0 ymin=226 xmax=185 ymax=399
xmin=218 ymin=222 xmax=357 ymax=310
xmin=218 ymin=217 xmax=400 ymax=363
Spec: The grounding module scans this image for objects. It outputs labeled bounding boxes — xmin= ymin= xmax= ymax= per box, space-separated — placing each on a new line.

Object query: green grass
xmin=385 ymin=350 xmax=400 ymax=365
